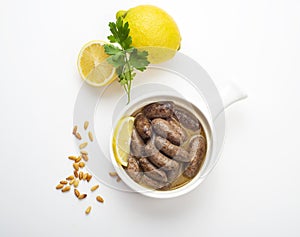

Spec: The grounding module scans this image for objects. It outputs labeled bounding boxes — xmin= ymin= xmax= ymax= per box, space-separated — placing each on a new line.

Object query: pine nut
xmin=66 ymin=175 xmax=74 ymax=180
xmin=79 ymin=162 xmax=85 ymax=168
xmin=85 ymin=206 xmax=92 ymax=214
xmin=61 ymin=186 xmax=71 ymax=192
xmin=78 ymin=194 xmax=87 ymax=200
xmin=79 ymin=142 xmax=88 ymax=149
xmin=56 ymin=184 xmax=64 ymax=189
xmin=88 ymin=131 xmax=94 ymax=142
xmin=90 ymin=185 xmax=99 ymax=192
xmin=73 ymin=163 xmax=79 ymax=171
xmin=84 ymin=121 xmax=89 ymax=130
xmin=74 ymin=189 xmax=80 ymax=198
xmin=96 ymin=196 xmax=104 ymax=203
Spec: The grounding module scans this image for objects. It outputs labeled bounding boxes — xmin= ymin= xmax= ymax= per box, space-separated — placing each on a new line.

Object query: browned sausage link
xmin=151 ymin=118 xmax=182 ymax=145
xmin=125 ymin=156 xmax=142 ymax=183
xmin=173 ymin=107 xmax=201 ymax=131
xmin=142 ymin=101 xmax=174 ymax=119
xmin=130 ymin=128 xmax=145 ymax=157
xmin=167 ymin=117 xmax=188 ymax=142
xmin=134 ymin=113 xmax=152 ymax=141
xmin=183 ymin=135 xmax=206 ymax=178
xmin=139 ymin=175 xmax=166 ymax=190
xmin=148 ymin=151 xmax=179 ymax=171
xmin=139 ymin=157 xmax=168 ymax=183
xmin=154 ymin=136 xmax=190 ymax=162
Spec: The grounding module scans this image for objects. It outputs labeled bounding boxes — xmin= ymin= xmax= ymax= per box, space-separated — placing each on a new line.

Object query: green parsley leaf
xmin=104 ymin=17 xmax=150 ymax=104
xmin=129 ymin=48 xmax=149 ymax=72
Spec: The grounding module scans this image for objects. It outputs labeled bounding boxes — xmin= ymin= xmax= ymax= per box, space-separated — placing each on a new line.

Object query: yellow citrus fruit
xmin=116 ymin=5 xmax=181 ymax=64
xmin=112 ymin=116 xmax=135 ymax=167
xmin=77 ymin=40 xmax=117 ymax=86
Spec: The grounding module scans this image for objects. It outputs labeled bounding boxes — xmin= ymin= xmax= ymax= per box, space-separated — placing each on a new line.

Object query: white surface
xmin=0 ymin=0 xmax=299 ymax=236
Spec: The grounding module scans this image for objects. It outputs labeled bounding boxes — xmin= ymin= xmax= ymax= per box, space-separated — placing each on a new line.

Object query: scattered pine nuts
xmin=109 ymin=172 xmax=118 ymax=177
xmin=85 ymin=206 xmax=92 ymax=215
xmin=78 ymin=194 xmax=87 ymax=200
xmin=57 ymin=121 xmax=105 ymax=216
xmin=74 ymin=189 xmax=80 ymax=198
xmin=66 ymin=175 xmax=74 ymax=180
xmin=61 ymin=186 xmax=71 ymax=192
xmin=79 ymin=142 xmax=88 ymax=149
xmin=72 ymin=125 xmax=78 ymax=135
xmin=88 ymin=131 xmax=94 ymax=142
xmin=56 ymin=184 xmax=64 ymax=189
xmin=84 ymin=121 xmax=89 ymax=130
xmin=90 ymin=185 xmax=99 ymax=192
xmin=96 ymin=196 xmax=104 ymax=203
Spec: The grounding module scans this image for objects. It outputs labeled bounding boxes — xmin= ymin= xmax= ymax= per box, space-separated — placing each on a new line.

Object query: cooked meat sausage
xmin=154 ymin=136 xmax=190 ymax=162
xmin=167 ymin=116 xmax=187 ymax=142
xmin=142 ymin=101 xmax=174 ymax=119
xmin=139 ymin=175 xmax=166 ymax=189
xmin=148 ymin=151 xmax=179 ymax=171
xmin=134 ymin=113 xmax=152 ymax=141
xmin=139 ymin=157 xmax=168 ymax=183
xmin=183 ymin=135 xmax=206 ymax=178
xmin=125 ymin=156 xmax=142 ymax=182
xmin=130 ymin=128 xmax=145 ymax=157
xmin=173 ymin=107 xmax=201 ymax=131
xmin=151 ymin=118 xmax=183 ymax=145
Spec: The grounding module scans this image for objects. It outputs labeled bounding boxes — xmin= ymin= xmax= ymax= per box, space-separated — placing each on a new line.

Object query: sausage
xmin=151 ymin=118 xmax=183 ymax=145
xmin=148 ymin=151 xmax=179 ymax=171
xmin=139 ymin=157 xmax=168 ymax=183
xmin=139 ymin=175 xmax=166 ymax=190
xmin=167 ymin=116 xmax=188 ymax=142
xmin=125 ymin=156 xmax=142 ymax=182
xmin=130 ymin=128 xmax=145 ymax=157
xmin=134 ymin=113 xmax=152 ymax=141
xmin=173 ymin=107 xmax=201 ymax=131
xmin=154 ymin=136 xmax=190 ymax=162
xmin=142 ymin=101 xmax=174 ymax=119
xmin=144 ymin=139 xmax=178 ymax=171
xmin=183 ymin=135 xmax=206 ymax=178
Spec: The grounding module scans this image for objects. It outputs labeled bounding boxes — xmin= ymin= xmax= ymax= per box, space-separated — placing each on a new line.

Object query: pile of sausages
xmin=125 ymin=101 xmax=206 ymax=190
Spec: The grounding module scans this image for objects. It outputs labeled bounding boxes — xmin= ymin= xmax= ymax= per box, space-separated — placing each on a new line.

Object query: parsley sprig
xmin=104 ymin=18 xmax=150 ymax=104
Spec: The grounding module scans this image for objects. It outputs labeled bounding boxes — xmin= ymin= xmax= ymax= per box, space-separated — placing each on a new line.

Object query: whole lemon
xmin=116 ymin=5 xmax=181 ymax=64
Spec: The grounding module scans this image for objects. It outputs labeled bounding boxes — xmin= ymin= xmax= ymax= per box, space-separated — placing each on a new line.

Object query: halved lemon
xmin=77 ymin=40 xmax=117 ymax=86
xmin=112 ymin=116 xmax=135 ymax=167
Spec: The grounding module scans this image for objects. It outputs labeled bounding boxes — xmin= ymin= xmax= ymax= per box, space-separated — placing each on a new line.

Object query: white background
xmin=1 ymin=0 xmax=299 ymax=236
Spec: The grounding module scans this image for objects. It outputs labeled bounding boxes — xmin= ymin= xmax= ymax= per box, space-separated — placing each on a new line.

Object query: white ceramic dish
xmin=73 ymin=52 xmax=247 ymax=197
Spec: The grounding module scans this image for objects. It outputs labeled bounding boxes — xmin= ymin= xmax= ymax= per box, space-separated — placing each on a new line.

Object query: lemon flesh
xmin=117 ymin=5 xmax=181 ymax=64
xmin=77 ymin=40 xmax=117 ymax=86
xmin=112 ymin=116 xmax=135 ymax=167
